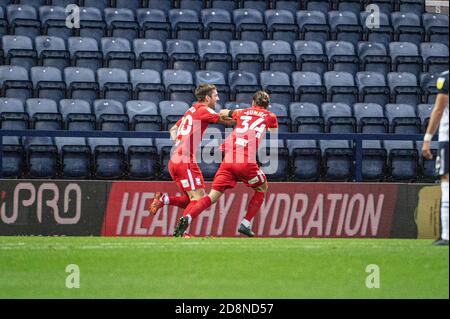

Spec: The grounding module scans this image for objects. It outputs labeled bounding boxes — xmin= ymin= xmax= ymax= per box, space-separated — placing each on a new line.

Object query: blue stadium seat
xmin=391 ymin=12 xmax=424 ymax=46
xmin=169 ymin=9 xmax=203 ymax=44
xmin=353 ymin=103 xmax=388 ymax=133
xmin=268 ymin=103 xmax=290 ymax=133
xmin=324 ymin=71 xmax=358 ymax=105
xmin=121 ymin=137 xmax=158 ymax=179
xmin=93 ymin=99 xmax=128 ymax=131
xmin=228 ymin=70 xmax=261 ymax=104
xmin=26 ymin=98 xmax=62 ymax=130
xmin=59 ymin=99 xmax=95 ymax=131
xmin=0 ymin=65 xmax=32 ymax=102
xmin=125 ymin=100 xmax=162 ymax=132
xmin=356 ymin=71 xmax=390 ymax=106
xmin=389 ymin=42 xmax=422 ymax=79
xmin=97 ymin=68 xmax=132 ymax=105
xmin=417 ymin=103 xmax=433 ymax=132
xmin=384 ymin=103 xmax=421 ymax=134
xmin=114 ymin=0 xmax=143 ymax=13
xmin=148 ymin=0 xmax=173 ymax=14
xmin=130 ymin=68 xmax=164 ymax=105
xmin=296 ymin=10 xmax=329 ymax=45
xmin=0 ymin=7 xmax=6 ymax=39
xmin=362 ymin=140 xmax=387 ymax=181
xmin=195 ymin=70 xmax=229 ymax=104
xmin=2 ymin=35 xmax=37 ymax=70
xmin=303 ymin=0 xmax=331 ymax=15
xmin=365 ymin=0 xmax=394 ymax=16
xmin=159 ymin=100 xmax=190 ymax=129
xmin=209 ymin=0 xmax=238 ymax=14
xmin=242 ymin=0 xmax=269 ymax=13
xmin=162 ymin=69 xmax=195 ymax=104
xmin=64 ymin=67 xmax=99 ymax=104
xmin=233 ymin=8 xmax=267 ymax=45
xmin=133 ymin=39 xmax=168 ymax=73
xmin=422 ymin=13 xmax=449 ymax=45
xmin=166 ymin=39 xmax=199 ymax=76
xmin=420 ymin=72 xmax=439 ymax=104
xmin=260 ymin=71 xmax=294 ymax=107
xmin=201 ymin=8 xmax=234 ymax=43
xmin=68 ymin=37 xmax=102 ymax=71
xmin=288 ymin=139 xmax=321 ymax=181
xmin=78 ymin=7 xmax=106 ymax=44
xmin=319 ymin=140 xmax=354 ymax=181
xmin=358 ymin=42 xmax=391 ymax=77
xmin=7 ymin=4 xmax=41 ymax=38
xmin=104 ymin=8 xmax=139 ymax=42
xmin=420 ymin=42 xmax=449 ymax=74
xmin=88 ymin=137 xmax=125 ymax=179
xmin=40 ymin=6 xmax=74 ymax=41
xmin=265 ymin=9 xmax=298 ymax=44
xmin=229 ymin=40 xmax=263 ymax=76
xmin=262 ymin=40 xmax=296 ymax=74
xmin=360 ymin=11 xmax=393 ymax=48
xmin=416 ymin=141 xmax=439 ymax=182
xmin=328 ymin=11 xmax=362 ymax=47
xmin=83 ymin=0 xmax=108 ymax=10
xmin=101 ymin=37 xmax=136 ymax=73
xmin=325 ymin=40 xmax=358 ymax=76
xmin=35 ymin=36 xmax=70 ymax=72
xmin=31 ymin=66 xmax=66 ymax=103
xmin=274 ymin=0 xmax=300 ymax=15
xmin=55 ymin=137 xmax=91 ymax=179
xmin=198 ymin=39 xmax=231 ymax=76
xmin=387 ymin=72 xmax=421 ymax=107
xmin=293 ymin=40 xmax=327 ymax=76
xmin=321 ymin=102 xmax=356 ymax=133
xmin=292 ymin=71 xmax=326 ymax=105
xmin=137 ymin=8 xmax=171 ymax=43
xmin=398 ymin=0 xmax=425 ymax=16
xmin=23 ymin=136 xmax=58 ymax=178
xmin=1 ymin=136 xmax=24 ymax=178
xmin=258 ymin=139 xmax=289 ymax=181
xmin=336 ymin=0 xmax=363 ymax=16
xmin=179 ymin=0 xmax=204 ymax=15
xmin=384 ymin=140 xmax=418 ymax=182
xmin=0 ymin=98 xmax=28 ymax=130
xmin=290 ymin=102 xmax=323 ymax=133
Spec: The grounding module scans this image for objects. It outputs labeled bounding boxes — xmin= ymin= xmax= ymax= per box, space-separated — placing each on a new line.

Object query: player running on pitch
xmin=173 ymin=91 xmax=278 ymax=237
xmin=148 ymin=84 xmax=233 ymax=236
xmin=422 ymin=70 xmax=449 ymax=246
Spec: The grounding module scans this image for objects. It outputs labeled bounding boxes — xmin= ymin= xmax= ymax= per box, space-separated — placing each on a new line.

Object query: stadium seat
xmin=384 ymin=103 xmax=421 ymax=134
xmin=416 ymin=141 xmax=439 ymax=182
xmin=83 ymin=0 xmax=108 ymax=10
xmin=398 ymin=0 xmax=425 ymax=17
xmin=162 ymin=69 xmax=195 ymax=104
xmin=357 ymin=42 xmax=391 ymax=77
xmin=88 ymin=137 xmax=125 ymax=179
xmin=325 ymin=40 xmax=359 ymax=76
xmin=197 ymin=39 xmax=231 ymax=76
xmin=97 ymin=68 xmax=132 ymax=105
xmin=40 ymin=6 xmax=74 ymax=42
xmin=104 ymin=8 xmax=139 ymax=42
xmin=0 ymin=7 xmax=6 ymax=39
xmin=210 ymin=0 xmax=238 ymax=14
xmin=137 ymin=9 xmax=171 ymax=43
xmin=0 ymin=136 xmax=24 ymax=179
xmin=179 ymin=0 xmax=204 ymax=15
xmin=355 ymin=71 xmax=390 ymax=106
xmin=353 ymin=103 xmax=388 ymax=134
xmin=320 ymin=140 xmax=354 ymax=181
xmin=31 ymin=66 xmax=66 ymax=103
xmin=68 ymin=37 xmax=103 ymax=71
xmin=202 ymin=9 xmax=235 ymax=44
xmin=229 ymin=40 xmax=263 ymax=76
xmin=133 ymin=39 xmax=168 ymax=73
xmin=362 ymin=140 xmax=387 ymax=181
xmin=101 ymin=37 xmax=136 ymax=73
xmin=336 ymin=0 xmax=363 ymax=16
xmin=389 ymin=42 xmax=423 ymax=79
xmin=130 ymin=68 xmax=165 ymax=105
xmin=303 ymin=0 xmax=331 ymax=15
xmin=387 ymin=72 xmax=422 ymax=107
xmin=78 ymin=7 xmax=107 ymax=44
xmin=420 ymin=72 xmax=439 ymax=104
xmin=262 ymin=40 xmax=296 ymax=75
xmin=384 ymin=140 xmax=418 ymax=182
xmin=169 ymin=9 xmax=203 ymax=44
xmin=293 ymin=40 xmax=327 ymax=76
xmin=258 ymin=139 xmax=289 ymax=181
xmin=195 ymin=70 xmax=229 ymax=104
xmin=290 ymin=102 xmax=324 ymax=133
xmin=260 ymin=71 xmax=294 ymax=107
xmin=115 ymin=0 xmax=143 ymax=11
xmin=0 ymin=98 xmax=28 ymax=130
xmin=233 ymin=9 xmax=267 ymax=45
xmin=296 ymin=10 xmax=329 ymax=45
xmin=391 ymin=12 xmax=424 ymax=46
xmin=417 ymin=103 xmax=434 ymax=133
xmin=23 ymin=136 xmax=58 ymax=178
xmin=159 ymin=100 xmax=189 ymax=129
xmin=324 ymin=71 xmax=358 ymax=105
xmin=59 ymin=99 xmax=95 ymax=131
xmin=321 ymin=102 xmax=356 ymax=133
xmin=0 ymin=65 xmax=33 ymax=102
xmin=126 ymin=100 xmax=162 ymax=132
xmin=420 ymin=42 xmax=449 ymax=74
xmin=360 ymin=11 xmax=393 ymax=48
xmin=365 ymin=0 xmax=394 ymax=15
xmin=423 ymin=13 xmax=449 ymax=45
xmin=2 ymin=35 xmax=37 ymax=70
xmin=166 ymin=39 xmax=199 ymax=76
xmin=328 ymin=11 xmax=362 ymax=47
xmin=26 ymin=98 xmax=62 ymax=130
xmin=35 ymin=36 xmax=70 ymax=72
xmin=274 ymin=0 xmax=300 ymax=15
xmin=288 ymin=139 xmax=321 ymax=181
xmin=55 ymin=137 xmax=91 ymax=179
xmin=148 ymin=0 xmax=172 ymax=13
xmin=267 ymin=103 xmax=291 ymax=133
xmin=265 ymin=9 xmax=298 ymax=44
xmin=64 ymin=67 xmax=99 ymax=105
xmin=93 ymin=99 xmax=128 ymax=131
xmin=292 ymin=71 xmax=326 ymax=105
xmin=242 ymin=0 xmax=269 ymax=13
xmin=7 ymin=4 xmax=41 ymax=38
xmin=121 ymin=137 xmax=159 ymax=179
xmin=228 ymin=70 xmax=261 ymax=104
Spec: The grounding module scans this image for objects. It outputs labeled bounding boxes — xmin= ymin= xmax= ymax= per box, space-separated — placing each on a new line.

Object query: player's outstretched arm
xmin=217 ymin=109 xmax=238 ymax=126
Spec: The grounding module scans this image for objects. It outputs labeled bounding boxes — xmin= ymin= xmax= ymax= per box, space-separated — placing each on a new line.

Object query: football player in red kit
xmin=148 ymin=84 xmax=233 ymax=236
xmin=173 ymin=91 xmax=278 ymax=237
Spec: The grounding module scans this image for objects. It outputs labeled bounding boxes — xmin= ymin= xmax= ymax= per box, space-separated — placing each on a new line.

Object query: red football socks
xmin=183 ymin=200 xmax=198 ymax=217
xmin=245 ymin=191 xmax=265 ymax=221
xmin=167 ymin=194 xmax=190 ymax=209
xmin=185 ymin=196 xmax=212 ymax=220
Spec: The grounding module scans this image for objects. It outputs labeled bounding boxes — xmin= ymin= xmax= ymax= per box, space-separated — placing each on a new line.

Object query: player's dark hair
xmin=253 ymin=91 xmax=270 ymax=109
xmin=195 ymin=84 xmax=217 ymax=101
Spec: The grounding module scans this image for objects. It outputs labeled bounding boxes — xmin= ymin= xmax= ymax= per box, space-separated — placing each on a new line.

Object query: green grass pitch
xmin=0 ymin=237 xmax=448 ymax=299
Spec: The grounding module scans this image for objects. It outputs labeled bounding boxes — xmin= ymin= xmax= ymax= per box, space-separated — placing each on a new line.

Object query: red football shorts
xmin=168 ymin=160 xmax=205 ymax=192
xmin=212 ymin=162 xmax=267 ymax=193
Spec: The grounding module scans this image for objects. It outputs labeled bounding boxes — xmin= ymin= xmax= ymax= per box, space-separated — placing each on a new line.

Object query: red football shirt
xmin=172 ymin=103 xmax=220 ymax=163
xmin=221 ymin=106 xmax=278 ymax=163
